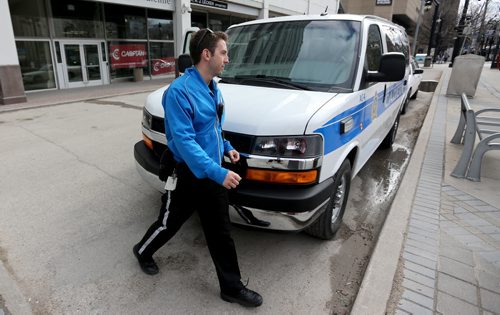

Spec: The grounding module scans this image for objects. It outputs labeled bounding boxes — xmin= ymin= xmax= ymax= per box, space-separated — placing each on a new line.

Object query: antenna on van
xmin=320 ymin=6 xmax=328 ymax=16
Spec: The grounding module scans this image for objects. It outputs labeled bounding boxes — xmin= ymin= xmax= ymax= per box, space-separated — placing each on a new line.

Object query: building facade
xmin=1 ymin=0 xmax=338 ymax=105
xmin=339 ymin=0 xmax=460 ymax=59
xmin=339 ymin=0 xmax=421 ymax=33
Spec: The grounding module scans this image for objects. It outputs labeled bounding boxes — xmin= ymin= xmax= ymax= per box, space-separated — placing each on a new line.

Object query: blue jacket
xmin=163 ymin=66 xmax=234 ymax=185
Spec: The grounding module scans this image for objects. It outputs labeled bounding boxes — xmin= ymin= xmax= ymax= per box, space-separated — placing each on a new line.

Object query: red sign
xmin=151 ymin=57 xmax=176 ymax=75
xmin=110 ymin=44 xmax=147 ymax=69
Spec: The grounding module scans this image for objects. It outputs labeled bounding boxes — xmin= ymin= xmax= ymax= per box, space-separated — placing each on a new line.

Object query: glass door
xmin=61 ymin=41 xmax=104 ymax=88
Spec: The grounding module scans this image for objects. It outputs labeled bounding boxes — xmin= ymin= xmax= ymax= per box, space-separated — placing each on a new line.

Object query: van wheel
xmin=305 ymin=159 xmax=351 ymax=240
xmin=380 ymin=113 xmax=400 ymax=149
xmin=401 ymin=90 xmax=411 ymax=115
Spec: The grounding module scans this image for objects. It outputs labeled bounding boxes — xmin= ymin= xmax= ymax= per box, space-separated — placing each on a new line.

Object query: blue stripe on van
xmin=314 ymin=81 xmax=405 ymax=154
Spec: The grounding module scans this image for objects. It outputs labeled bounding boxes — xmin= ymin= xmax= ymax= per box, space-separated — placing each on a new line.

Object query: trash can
xmin=446 ymin=55 xmax=485 ymax=97
xmin=133 ymin=68 xmax=143 ymax=82
xmin=424 ymin=56 xmax=432 ymax=67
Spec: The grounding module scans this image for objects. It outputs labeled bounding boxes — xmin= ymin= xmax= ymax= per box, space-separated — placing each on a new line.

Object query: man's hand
xmin=227 ymin=150 xmax=240 ymax=163
xmin=223 ymin=170 xmax=241 ymax=189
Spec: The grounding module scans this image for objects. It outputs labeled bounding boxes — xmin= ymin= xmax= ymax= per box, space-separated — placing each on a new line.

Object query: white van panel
xmin=220 ymin=84 xmax=336 ymax=136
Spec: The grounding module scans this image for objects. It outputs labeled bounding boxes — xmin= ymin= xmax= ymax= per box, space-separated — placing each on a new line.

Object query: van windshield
xmin=222 ymin=20 xmax=361 ymax=92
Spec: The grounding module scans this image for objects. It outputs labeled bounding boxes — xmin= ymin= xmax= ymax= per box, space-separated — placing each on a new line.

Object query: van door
xmin=357 ymin=23 xmax=388 ymax=165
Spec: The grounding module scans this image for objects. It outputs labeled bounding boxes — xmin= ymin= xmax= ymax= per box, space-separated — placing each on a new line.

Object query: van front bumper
xmin=134 ymin=140 xmax=333 ymax=231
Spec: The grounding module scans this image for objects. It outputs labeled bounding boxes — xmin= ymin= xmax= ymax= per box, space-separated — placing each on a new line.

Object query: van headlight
xmin=142 ymin=108 xmax=152 ymax=130
xmin=251 ymin=135 xmax=322 ymax=158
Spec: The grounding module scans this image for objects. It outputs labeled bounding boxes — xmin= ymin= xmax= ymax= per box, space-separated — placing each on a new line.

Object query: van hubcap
xmin=331 ymin=175 xmax=347 ymax=225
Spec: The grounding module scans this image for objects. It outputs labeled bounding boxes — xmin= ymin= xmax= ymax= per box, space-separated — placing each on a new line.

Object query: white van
xmin=134 ymin=14 xmax=410 ymax=239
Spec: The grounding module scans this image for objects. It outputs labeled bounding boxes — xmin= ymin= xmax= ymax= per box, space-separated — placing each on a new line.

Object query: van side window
xmin=365 ymin=25 xmax=383 ymax=71
xmin=384 ymin=26 xmax=410 ymax=65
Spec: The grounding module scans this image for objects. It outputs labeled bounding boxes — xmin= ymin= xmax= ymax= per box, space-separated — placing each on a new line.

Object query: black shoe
xmin=220 ymin=287 xmax=263 ymax=307
xmin=133 ymin=244 xmax=159 ymax=275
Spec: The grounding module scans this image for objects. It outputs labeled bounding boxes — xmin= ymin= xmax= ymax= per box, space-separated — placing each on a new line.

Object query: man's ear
xmin=202 ymin=48 xmax=211 ymax=61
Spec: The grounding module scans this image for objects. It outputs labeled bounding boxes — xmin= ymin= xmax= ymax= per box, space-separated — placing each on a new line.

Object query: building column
xmin=0 ymin=0 xmax=26 ymax=105
xmin=174 ymin=0 xmax=193 ymax=57
xmin=259 ymin=0 xmax=269 ymax=19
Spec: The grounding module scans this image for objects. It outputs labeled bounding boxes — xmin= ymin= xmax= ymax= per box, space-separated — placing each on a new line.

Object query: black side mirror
xmin=366 ymin=53 xmax=406 ymax=82
xmin=175 ymin=54 xmax=193 ymax=77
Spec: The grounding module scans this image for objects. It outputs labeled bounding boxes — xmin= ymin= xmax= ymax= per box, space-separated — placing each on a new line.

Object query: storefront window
xmin=149 ymin=42 xmax=175 ymax=76
xmin=209 ymin=13 xmax=230 ymax=32
xmin=51 ymin=0 xmax=104 ymax=38
xmin=191 ymin=11 xmax=207 ymax=29
xmin=105 ymin=4 xmax=146 ymax=39
xmin=9 ymin=0 xmax=49 ymax=37
xmin=108 ymin=41 xmax=147 ymax=79
xmin=148 ymin=9 xmax=173 ymax=40
xmin=16 ymin=41 xmax=56 ymax=90
xmin=230 ymin=16 xmax=249 ymax=26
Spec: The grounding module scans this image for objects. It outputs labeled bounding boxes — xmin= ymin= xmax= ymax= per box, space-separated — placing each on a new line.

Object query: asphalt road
xmin=0 ymin=83 xmax=433 ymax=314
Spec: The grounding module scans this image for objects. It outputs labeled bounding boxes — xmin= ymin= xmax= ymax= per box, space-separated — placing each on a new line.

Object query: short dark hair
xmin=189 ymin=28 xmax=228 ymax=65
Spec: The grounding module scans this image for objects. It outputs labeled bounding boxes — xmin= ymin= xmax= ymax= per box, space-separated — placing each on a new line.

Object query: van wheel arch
xmin=305 ymin=158 xmax=352 ymax=240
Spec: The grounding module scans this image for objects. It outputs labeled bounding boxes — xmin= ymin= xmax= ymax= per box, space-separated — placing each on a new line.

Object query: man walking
xmin=133 ymin=29 xmax=263 ymax=308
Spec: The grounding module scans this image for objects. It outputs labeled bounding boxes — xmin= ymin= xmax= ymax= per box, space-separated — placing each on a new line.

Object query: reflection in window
xmin=366 ymin=25 xmax=383 ymax=71
xmin=148 ymin=9 xmax=173 ymax=40
xmin=224 ymin=20 xmax=360 ymax=91
xmin=108 ymin=41 xmax=147 ymax=79
xmin=51 ymin=0 xmax=104 ymax=38
xmin=149 ymin=42 xmax=175 ymax=76
xmin=209 ymin=13 xmax=230 ymax=32
xmin=383 ymin=26 xmax=409 ymax=65
xmin=9 ymin=0 xmax=49 ymax=37
xmin=16 ymin=41 xmax=56 ymax=90
xmin=105 ymin=4 xmax=146 ymax=39
xmin=191 ymin=11 xmax=207 ymax=29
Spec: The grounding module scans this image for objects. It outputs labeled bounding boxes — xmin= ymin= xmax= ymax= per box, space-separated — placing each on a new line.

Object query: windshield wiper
xmin=218 ymin=76 xmax=237 ymax=84
xmin=232 ymin=74 xmax=312 ymax=90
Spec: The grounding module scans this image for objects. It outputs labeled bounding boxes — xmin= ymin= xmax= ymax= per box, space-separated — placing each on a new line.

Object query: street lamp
xmin=427 ymin=0 xmax=441 ymax=59
xmin=450 ymin=0 xmax=472 ymax=66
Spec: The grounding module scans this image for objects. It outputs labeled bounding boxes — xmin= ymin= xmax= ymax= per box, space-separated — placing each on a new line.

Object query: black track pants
xmin=136 ymin=164 xmax=243 ymax=293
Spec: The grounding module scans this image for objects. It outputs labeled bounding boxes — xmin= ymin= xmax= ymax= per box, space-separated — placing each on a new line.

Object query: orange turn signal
xmin=246 ymin=169 xmax=318 ymax=184
xmin=143 ymin=133 xmax=154 ymax=150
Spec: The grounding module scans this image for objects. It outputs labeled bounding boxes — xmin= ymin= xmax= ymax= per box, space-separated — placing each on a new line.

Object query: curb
xmin=0 ymin=263 xmax=32 ymax=314
xmin=351 ymin=70 xmax=447 ymax=314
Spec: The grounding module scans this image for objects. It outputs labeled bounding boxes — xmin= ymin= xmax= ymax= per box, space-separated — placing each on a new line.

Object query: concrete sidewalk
xmin=0 ymin=77 xmax=172 ymax=315
xmin=0 ymin=77 xmax=172 ymax=113
xmin=353 ymin=64 xmax=500 ymax=314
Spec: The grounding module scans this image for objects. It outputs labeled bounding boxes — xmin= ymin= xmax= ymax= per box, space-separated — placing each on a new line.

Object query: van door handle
xmin=383 ymin=85 xmax=386 ymax=104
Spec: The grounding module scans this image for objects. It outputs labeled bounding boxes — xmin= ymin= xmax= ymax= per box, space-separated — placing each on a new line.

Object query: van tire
xmin=401 ymin=90 xmax=411 ymax=115
xmin=411 ymin=90 xmax=418 ymax=100
xmin=380 ymin=113 xmax=400 ymax=149
xmin=305 ymin=159 xmax=351 ymax=240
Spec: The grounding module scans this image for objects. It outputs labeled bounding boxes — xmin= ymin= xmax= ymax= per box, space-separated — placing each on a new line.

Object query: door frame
xmin=59 ymin=39 xmax=109 ymax=89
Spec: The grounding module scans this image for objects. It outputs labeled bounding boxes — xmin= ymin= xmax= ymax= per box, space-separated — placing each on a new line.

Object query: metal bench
xmin=451 ymin=93 xmax=500 ymax=181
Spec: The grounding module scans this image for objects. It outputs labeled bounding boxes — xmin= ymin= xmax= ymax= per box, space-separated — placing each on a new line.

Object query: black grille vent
xmin=224 ymin=131 xmax=254 ymax=154
xmin=149 ymin=116 xmax=254 ymax=154
xmin=151 ymin=116 xmax=165 ymax=134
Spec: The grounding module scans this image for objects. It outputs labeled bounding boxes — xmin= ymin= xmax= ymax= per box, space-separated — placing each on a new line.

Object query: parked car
xmin=414 ymin=53 xmax=427 ymax=65
xmin=401 ymin=57 xmax=424 ymax=114
xmin=134 ymin=14 xmax=409 ymax=239
xmin=409 ymin=58 xmax=423 ymax=99
xmin=22 ymin=64 xmax=55 ymax=84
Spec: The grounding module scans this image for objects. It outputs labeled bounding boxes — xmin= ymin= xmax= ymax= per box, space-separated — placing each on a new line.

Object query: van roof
xmin=227 ymin=14 xmax=399 ymax=30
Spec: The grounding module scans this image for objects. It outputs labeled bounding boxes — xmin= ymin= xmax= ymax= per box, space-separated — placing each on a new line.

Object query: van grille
xmin=223 ymin=131 xmax=254 ymax=154
xmin=149 ymin=116 xmax=254 ymax=154
xmin=151 ymin=116 xmax=165 ymax=134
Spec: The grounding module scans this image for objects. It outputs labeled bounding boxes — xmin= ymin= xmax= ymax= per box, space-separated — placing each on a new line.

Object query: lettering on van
xmin=384 ymin=82 xmax=404 ymax=108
